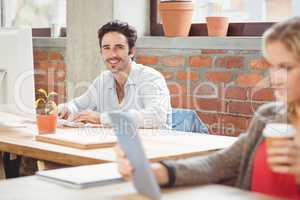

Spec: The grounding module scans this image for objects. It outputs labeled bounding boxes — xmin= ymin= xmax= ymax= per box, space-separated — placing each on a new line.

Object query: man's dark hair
xmin=97 ymin=20 xmax=137 ymax=52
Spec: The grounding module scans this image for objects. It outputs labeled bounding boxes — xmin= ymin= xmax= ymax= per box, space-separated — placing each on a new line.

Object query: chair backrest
xmin=172 ymin=108 xmax=208 ymax=133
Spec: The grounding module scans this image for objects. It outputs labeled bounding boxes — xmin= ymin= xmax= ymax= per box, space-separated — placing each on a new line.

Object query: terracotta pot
xmin=36 ymin=114 xmax=57 ymax=134
xmin=206 ymin=16 xmax=229 ymax=37
xmin=159 ymin=1 xmax=194 ymax=37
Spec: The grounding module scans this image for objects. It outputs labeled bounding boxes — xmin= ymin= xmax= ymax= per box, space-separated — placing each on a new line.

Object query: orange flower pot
xmin=36 ymin=114 xmax=57 ymax=134
xmin=206 ymin=16 xmax=229 ymax=37
xmin=159 ymin=1 xmax=194 ymax=37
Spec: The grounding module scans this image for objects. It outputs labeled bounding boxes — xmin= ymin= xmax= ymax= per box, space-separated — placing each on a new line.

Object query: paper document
xmin=0 ymin=118 xmax=27 ymax=128
xmin=36 ymin=163 xmax=123 ymax=188
xmin=0 ymin=121 xmax=26 ymax=128
xmin=57 ymin=119 xmax=85 ymax=127
xmin=57 ymin=119 xmax=105 ymax=128
xmin=0 ymin=112 xmax=35 ymax=129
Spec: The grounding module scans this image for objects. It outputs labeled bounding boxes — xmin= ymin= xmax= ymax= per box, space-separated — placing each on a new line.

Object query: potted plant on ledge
xmin=159 ymin=0 xmax=195 ymax=37
xmin=35 ymin=89 xmax=58 ymax=134
xmin=205 ymin=1 xmax=229 ymax=37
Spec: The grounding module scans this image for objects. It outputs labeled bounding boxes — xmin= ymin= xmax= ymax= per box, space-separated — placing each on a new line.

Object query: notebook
xmin=36 ymin=163 xmax=123 ymax=189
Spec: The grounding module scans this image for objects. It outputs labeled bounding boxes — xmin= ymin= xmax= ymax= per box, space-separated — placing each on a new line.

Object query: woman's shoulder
xmin=255 ymin=102 xmax=286 ymax=118
xmin=249 ymin=102 xmax=288 ymax=128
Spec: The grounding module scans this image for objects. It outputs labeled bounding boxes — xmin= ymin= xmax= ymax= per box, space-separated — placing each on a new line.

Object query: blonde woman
xmin=115 ymin=17 xmax=300 ymax=199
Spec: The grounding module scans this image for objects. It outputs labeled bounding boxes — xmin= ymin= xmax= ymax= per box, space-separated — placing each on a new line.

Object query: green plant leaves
xmin=35 ymin=88 xmax=58 ymax=115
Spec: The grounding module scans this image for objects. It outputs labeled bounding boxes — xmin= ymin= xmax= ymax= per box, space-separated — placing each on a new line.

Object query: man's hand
xmin=72 ymin=110 xmax=101 ymax=124
xmin=58 ymin=106 xmax=71 ymax=119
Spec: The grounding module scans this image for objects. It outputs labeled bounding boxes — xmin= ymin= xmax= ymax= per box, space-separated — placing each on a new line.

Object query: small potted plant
xmin=35 ymin=89 xmax=58 ymax=134
xmin=159 ymin=0 xmax=195 ymax=37
xmin=205 ymin=1 xmax=229 ymax=37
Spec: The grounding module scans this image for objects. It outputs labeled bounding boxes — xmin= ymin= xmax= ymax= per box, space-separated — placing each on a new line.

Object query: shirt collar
xmin=107 ymin=61 xmax=140 ymax=89
xmin=125 ymin=61 xmax=139 ymax=87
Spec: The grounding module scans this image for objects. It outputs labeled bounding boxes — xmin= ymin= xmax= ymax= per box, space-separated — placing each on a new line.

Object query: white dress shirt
xmin=63 ymin=62 xmax=171 ymax=128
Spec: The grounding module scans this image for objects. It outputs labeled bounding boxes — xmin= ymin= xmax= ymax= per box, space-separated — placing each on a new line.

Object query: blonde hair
xmin=262 ymin=17 xmax=300 ymax=123
xmin=263 ymin=17 xmax=300 ymax=60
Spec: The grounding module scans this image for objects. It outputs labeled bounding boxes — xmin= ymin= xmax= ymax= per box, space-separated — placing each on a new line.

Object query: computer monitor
xmin=0 ymin=27 xmax=35 ymax=116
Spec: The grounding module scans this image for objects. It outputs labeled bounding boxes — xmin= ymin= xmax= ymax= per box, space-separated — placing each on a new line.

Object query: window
xmin=151 ymin=0 xmax=299 ymax=36
xmin=1 ymin=0 xmax=66 ymax=37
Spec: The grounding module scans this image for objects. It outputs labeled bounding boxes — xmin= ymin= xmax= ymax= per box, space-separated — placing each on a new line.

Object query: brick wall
xmin=33 ymin=47 xmax=67 ymax=107
xmin=32 ymin=42 xmax=275 ymax=136
xmin=135 ymin=48 xmax=275 ymax=136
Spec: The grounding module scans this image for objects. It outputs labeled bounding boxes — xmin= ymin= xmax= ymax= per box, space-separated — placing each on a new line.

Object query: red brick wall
xmin=33 ymin=48 xmax=67 ymax=106
xmin=136 ymin=49 xmax=275 ymax=136
xmin=32 ymin=47 xmax=275 ymax=136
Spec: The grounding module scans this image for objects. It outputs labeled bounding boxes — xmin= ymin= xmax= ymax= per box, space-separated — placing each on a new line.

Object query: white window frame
xmin=249 ymin=0 xmax=299 ymax=22
xmin=1 ymin=0 xmax=66 ymax=28
xmin=292 ymin=0 xmax=300 ymax=16
xmin=246 ymin=0 xmax=263 ymax=22
xmin=193 ymin=0 xmax=299 ymax=23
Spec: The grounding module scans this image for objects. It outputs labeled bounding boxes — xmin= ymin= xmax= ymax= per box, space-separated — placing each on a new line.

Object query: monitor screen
xmin=0 ymin=27 xmax=35 ymax=116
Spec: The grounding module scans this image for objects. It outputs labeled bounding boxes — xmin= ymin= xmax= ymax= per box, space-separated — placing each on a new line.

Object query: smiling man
xmin=59 ymin=20 xmax=171 ymax=128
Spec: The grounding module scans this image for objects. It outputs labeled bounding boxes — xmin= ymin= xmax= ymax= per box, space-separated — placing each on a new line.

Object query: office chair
xmin=172 ymin=108 xmax=209 ymax=133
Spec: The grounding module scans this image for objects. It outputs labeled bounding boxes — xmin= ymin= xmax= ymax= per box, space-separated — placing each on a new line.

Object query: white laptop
xmin=36 ymin=163 xmax=123 ymax=189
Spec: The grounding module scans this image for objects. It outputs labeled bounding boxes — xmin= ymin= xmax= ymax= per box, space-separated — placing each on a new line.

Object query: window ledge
xmin=33 ymin=37 xmax=66 ymax=48
xmin=136 ymin=37 xmax=262 ymax=50
xmin=33 ymin=37 xmax=263 ymax=50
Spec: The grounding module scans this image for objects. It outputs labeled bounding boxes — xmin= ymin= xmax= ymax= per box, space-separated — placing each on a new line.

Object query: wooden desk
xmin=0 ymin=176 xmax=279 ymax=200
xmin=0 ymin=112 xmax=237 ymax=166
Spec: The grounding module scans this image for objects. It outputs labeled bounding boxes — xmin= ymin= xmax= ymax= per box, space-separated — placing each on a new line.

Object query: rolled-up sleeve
xmin=63 ymin=79 xmax=98 ymax=114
